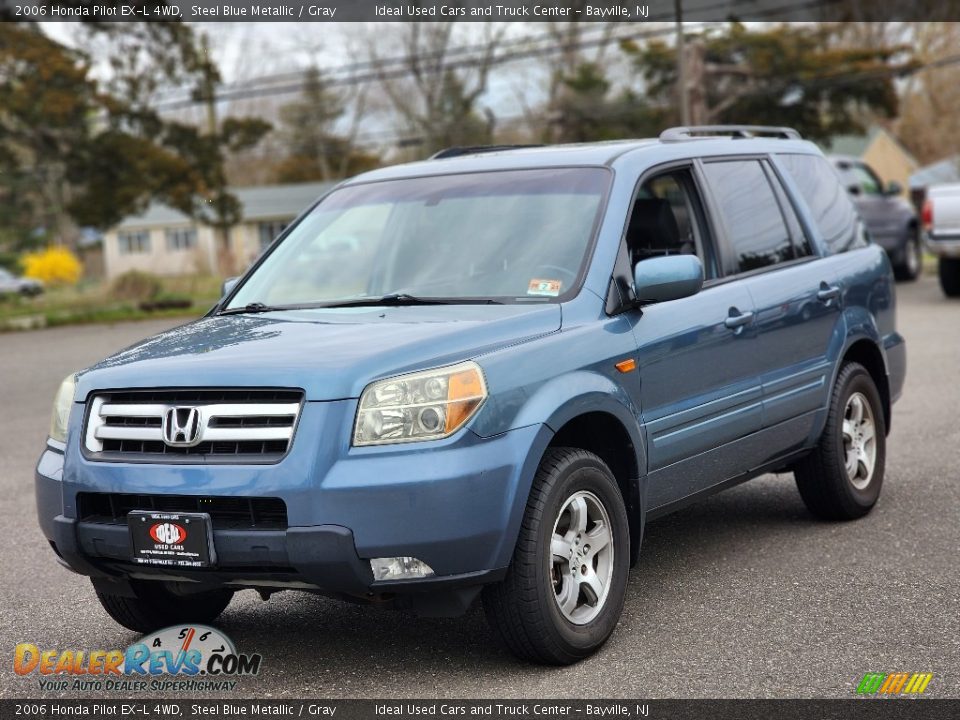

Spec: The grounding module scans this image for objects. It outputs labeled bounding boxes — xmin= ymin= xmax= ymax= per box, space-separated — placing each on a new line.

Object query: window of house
xmin=258 ymin=221 xmax=288 ymax=250
xmin=117 ymin=231 xmax=151 ymax=255
xmin=165 ymin=227 xmax=197 ymax=252
xmin=702 ymin=160 xmax=797 ymax=274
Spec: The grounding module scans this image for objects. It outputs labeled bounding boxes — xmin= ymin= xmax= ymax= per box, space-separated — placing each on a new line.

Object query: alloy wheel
xmin=842 ymin=391 xmax=877 ymax=490
xmin=550 ymin=490 xmax=614 ymax=625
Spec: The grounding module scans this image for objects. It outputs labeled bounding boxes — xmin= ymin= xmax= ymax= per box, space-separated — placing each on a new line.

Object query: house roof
xmin=910 ymin=156 xmax=960 ymax=189
xmin=828 ymin=131 xmax=872 ymax=158
xmin=115 ymin=181 xmax=335 ymax=230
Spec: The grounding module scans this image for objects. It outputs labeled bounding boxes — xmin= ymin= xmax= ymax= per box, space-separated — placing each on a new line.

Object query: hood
xmin=75 ymin=304 xmax=561 ymax=401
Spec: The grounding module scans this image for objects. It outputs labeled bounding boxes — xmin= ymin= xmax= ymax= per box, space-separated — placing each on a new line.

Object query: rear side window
xmin=701 ymin=160 xmax=796 ymax=274
xmin=779 ymin=154 xmax=867 ymax=254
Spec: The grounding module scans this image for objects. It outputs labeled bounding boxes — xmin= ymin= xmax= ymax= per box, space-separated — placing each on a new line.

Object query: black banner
xmin=3 ymin=700 xmax=960 ymax=720
xmin=4 ymin=0 xmax=960 ymax=22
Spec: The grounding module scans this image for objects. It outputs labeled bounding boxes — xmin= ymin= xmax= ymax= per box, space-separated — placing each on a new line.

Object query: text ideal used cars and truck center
xmin=36 ymin=127 xmax=905 ymax=664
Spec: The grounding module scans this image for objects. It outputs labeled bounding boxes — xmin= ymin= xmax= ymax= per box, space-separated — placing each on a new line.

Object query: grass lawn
xmin=0 ymin=275 xmax=223 ymax=332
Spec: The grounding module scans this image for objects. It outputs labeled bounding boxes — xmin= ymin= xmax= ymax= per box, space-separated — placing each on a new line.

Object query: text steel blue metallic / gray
xmin=36 ymin=127 xmax=906 ymax=664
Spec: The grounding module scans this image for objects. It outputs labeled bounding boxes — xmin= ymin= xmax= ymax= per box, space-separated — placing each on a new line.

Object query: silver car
xmin=0 ymin=268 xmax=43 ymax=296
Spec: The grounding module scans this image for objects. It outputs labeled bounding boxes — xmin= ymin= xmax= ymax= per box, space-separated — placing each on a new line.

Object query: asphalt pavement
xmin=1 ymin=275 xmax=958 ymax=699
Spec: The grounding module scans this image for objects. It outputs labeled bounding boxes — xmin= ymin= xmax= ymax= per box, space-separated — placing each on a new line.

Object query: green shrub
xmin=110 ymin=270 xmax=162 ymax=302
xmin=0 ymin=252 xmax=20 ymax=273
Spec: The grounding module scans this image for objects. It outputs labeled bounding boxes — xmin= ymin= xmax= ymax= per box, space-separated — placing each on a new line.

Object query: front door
xmin=619 ymin=166 xmax=765 ymax=511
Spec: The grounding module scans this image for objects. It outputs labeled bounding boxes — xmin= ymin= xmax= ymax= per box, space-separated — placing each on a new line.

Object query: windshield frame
xmin=217 ymin=165 xmax=614 ymax=313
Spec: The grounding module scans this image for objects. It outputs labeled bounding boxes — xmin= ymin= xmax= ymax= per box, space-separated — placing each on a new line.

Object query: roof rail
xmin=430 ymin=144 xmax=543 ymax=160
xmin=660 ymin=125 xmax=802 ymax=142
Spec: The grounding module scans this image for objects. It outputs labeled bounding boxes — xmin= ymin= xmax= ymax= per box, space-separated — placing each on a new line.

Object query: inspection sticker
xmin=528 ymin=279 xmax=562 ymax=297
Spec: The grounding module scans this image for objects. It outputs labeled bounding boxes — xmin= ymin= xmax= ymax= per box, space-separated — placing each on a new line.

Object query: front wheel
xmin=794 ymin=362 xmax=886 ymax=520
xmin=482 ymin=448 xmax=630 ymax=665
xmin=95 ymin=580 xmax=234 ymax=633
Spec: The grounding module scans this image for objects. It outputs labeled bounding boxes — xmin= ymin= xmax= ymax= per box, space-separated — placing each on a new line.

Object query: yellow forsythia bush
xmin=21 ymin=246 xmax=83 ymax=286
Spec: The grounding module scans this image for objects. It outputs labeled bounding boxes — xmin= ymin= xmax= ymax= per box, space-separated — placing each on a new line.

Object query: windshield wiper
xmin=219 ymin=302 xmax=287 ymax=316
xmin=321 ymin=293 xmax=502 ymax=308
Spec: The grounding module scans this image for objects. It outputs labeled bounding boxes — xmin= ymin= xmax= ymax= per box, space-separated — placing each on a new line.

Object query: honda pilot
xmin=37 ymin=126 xmax=906 ymax=664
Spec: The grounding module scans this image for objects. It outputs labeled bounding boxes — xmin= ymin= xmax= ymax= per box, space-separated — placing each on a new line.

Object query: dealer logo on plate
xmin=149 ymin=522 xmax=187 ymax=545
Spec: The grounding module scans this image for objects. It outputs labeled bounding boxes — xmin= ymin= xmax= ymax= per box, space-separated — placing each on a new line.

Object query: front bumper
xmin=36 ymin=413 xmax=551 ymax=612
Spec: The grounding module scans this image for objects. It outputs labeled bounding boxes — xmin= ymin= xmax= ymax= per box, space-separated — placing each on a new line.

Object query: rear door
xmin=700 ymin=158 xmax=843 ymax=462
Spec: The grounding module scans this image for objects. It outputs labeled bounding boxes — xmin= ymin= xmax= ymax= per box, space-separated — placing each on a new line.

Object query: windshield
xmin=225 ymin=167 xmax=610 ymax=310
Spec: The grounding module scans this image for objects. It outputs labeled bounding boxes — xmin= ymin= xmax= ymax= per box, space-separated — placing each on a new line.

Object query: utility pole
xmin=675 ymin=0 xmax=690 ymax=126
xmin=199 ymin=33 xmax=234 ymax=277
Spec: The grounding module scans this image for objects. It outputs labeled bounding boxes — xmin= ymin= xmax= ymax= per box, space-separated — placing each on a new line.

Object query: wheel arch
xmin=839 ymin=337 xmax=891 ymax=435
xmin=546 ymin=410 xmax=646 ymax=567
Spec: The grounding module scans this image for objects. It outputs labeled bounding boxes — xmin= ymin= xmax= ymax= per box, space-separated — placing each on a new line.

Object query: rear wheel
xmin=95 ymin=580 xmax=234 ymax=633
xmin=893 ymin=230 xmax=922 ymax=282
xmin=794 ymin=362 xmax=885 ymax=520
xmin=482 ymin=448 xmax=629 ymax=665
xmin=939 ymin=257 xmax=960 ymax=297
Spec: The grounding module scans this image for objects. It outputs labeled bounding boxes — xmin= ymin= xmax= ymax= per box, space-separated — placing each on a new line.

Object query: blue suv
xmin=37 ymin=126 xmax=905 ymax=664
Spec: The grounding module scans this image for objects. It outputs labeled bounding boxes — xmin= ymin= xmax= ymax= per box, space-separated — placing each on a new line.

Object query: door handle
xmin=724 ymin=310 xmax=754 ymax=330
xmin=817 ymin=283 xmax=841 ymax=303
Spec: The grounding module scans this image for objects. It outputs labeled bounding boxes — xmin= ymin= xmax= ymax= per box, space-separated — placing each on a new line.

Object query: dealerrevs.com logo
xmin=856 ymin=672 xmax=933 ymax=696
xmin=14 ymin=625 xmax=261 ymax=692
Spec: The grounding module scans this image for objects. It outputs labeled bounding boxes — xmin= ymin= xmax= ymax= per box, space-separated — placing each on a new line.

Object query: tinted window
xmin=764 ymin=163 xmax=813 ymax=259
xmin=779 ymin=154 xmax=866 ymax=254
xmin=702 ymin=160 xmax=795 ymax=274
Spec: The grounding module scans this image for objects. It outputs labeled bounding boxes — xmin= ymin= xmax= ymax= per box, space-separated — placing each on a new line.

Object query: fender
xmin=508 ymin=370 xmax=648 ymax=566
xmin=513 ymin=370 xmax=646 ymax=473
xmin=815 ymin=306 xmax=891 ymax=441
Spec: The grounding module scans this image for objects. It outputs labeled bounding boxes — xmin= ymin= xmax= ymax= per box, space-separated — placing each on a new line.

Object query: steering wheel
xmin=531 ymin=264 xmax=577 ymax=288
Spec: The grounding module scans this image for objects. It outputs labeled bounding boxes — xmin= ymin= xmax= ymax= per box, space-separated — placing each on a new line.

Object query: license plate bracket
xmin=128 ymin=511 xmax=216 ymax=568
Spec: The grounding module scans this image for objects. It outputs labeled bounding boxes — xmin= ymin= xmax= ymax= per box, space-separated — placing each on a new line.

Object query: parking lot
xmin=1 ymin=274 xmax=957 ymax=699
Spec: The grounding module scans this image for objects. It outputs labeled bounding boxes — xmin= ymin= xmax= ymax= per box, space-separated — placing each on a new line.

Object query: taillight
xmin=922 ymin=199 xmax=933 ymax=230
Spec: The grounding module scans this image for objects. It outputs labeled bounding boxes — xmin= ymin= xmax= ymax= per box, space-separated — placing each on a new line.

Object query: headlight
xmin=49 ymin=374 xmax=76 ymax=443
xmin=353 ymin=361 xmax=487 ymax=446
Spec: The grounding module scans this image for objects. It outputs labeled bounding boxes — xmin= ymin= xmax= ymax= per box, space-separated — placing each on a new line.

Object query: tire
xmin=794 ymin=362 xmax=886 ymax=521
xmin=939 ymin=257 xmax=960 ymax=297
xmin=95 ymin=580 xmax=234 ymax=633
xmin=893 ymin=230 xmax=922 ymax=282
xmin=482 ymin=447 xmax=630 ymax=665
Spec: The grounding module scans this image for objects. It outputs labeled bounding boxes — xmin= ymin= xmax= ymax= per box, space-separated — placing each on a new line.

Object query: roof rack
xmin=659 ymin=125 xmax=802 ymax=142
xmin=430 ymin=144 xmax=544 ymax=160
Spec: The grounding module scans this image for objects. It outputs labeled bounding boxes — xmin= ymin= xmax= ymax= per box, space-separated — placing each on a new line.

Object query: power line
xmin=155 ymin=0 xmax=840 ymax=111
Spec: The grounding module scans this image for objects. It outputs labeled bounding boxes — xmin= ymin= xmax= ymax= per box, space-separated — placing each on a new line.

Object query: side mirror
xmin=634 ymin=255 xmax=704 ymax=304
xmin=885 ymin=180 xmax=903 ymax=196
xmin=847 ymin=184 xmax=862 ymax=196
xmin=221 ymin=277 xmax=239 ymax=297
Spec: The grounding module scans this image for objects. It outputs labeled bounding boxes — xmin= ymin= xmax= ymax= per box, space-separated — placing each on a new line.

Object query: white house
xmin=102 ymin=181 xmax=333 ymax=278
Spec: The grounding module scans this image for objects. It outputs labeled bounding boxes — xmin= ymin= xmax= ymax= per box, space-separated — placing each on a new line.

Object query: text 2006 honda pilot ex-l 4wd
xmin=37 ymin=126 xmax=905 ymax=665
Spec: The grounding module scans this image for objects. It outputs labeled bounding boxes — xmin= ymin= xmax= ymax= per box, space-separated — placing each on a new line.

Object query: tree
xmin=548 ymin=62 xmax=663 ymax=143
xmin=629 ymin=23 xmax=908 ymax=143
xmin=273 ymin=67 xmax=379 ymax=183
xmin=0 ymin=21 xmax=270 ymax=275
xmin=890 ymin=23 xmax=960 ymax=165
xmin=368 ymin=22 xmax=504 ymax=156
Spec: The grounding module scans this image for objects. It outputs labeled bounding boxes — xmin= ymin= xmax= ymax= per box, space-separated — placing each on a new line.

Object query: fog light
xmin=370 ymin=556 xmax=435 ymax=581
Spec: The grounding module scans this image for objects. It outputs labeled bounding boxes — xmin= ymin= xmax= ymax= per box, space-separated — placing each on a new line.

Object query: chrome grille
xmin=83 ymin=389 xmax=303 ymax=463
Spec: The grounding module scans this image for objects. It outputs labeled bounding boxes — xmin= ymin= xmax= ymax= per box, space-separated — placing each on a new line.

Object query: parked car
xmin=37 ymin=126 xmax=905 ymax=665
xmin=921 ymin=183 xmax=960 ymax=297
xmin=830 ymin=155 xmax=922 ymax=282
xmin=0 ymin=267 xmax=43 ymax=296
